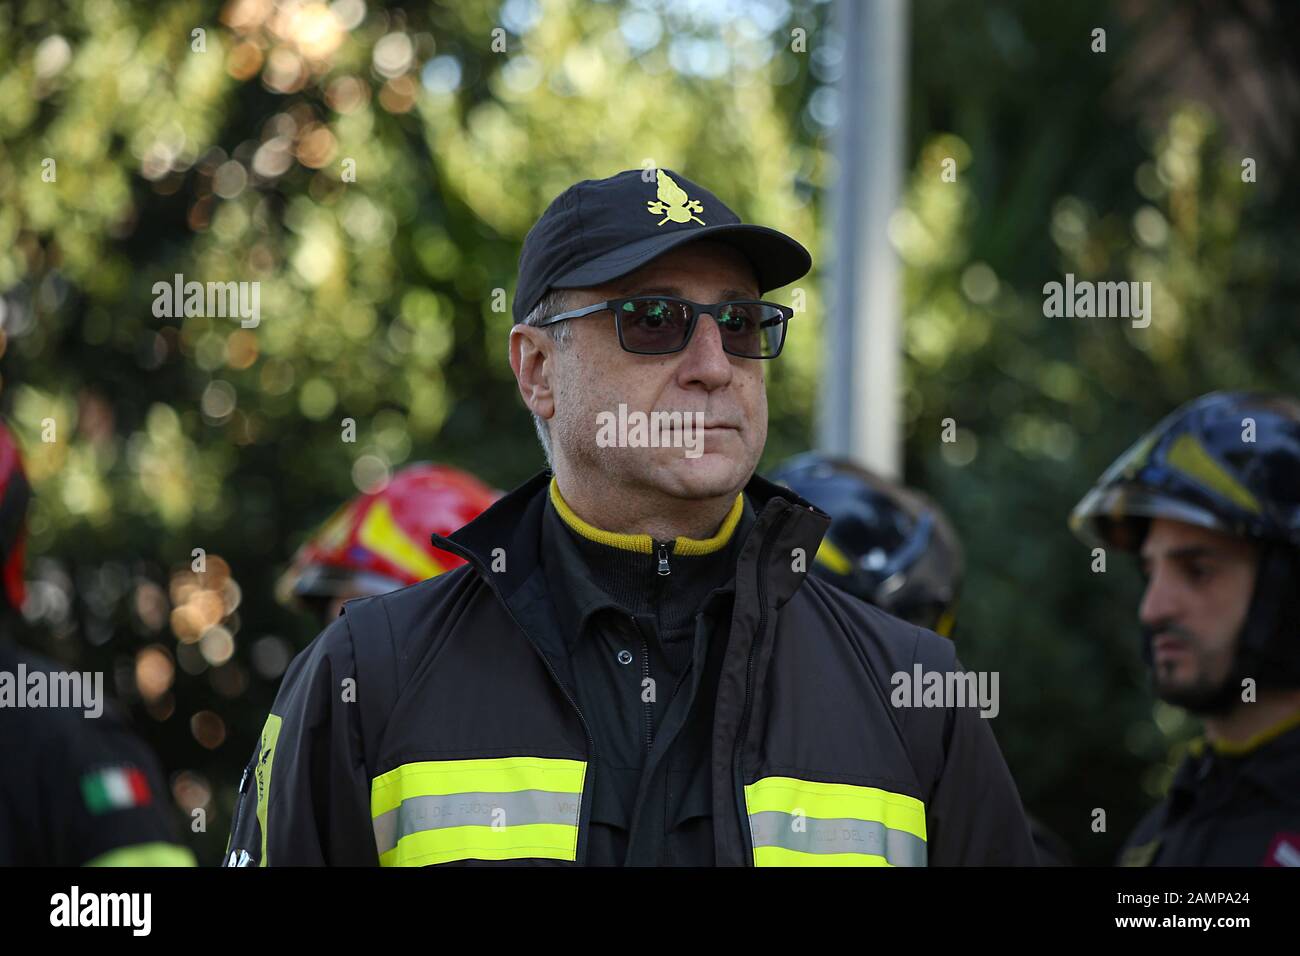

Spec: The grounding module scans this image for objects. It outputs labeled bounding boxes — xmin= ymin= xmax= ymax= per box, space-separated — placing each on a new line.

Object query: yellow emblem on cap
xmin=646 ymin=169 xmax=705 ymax=226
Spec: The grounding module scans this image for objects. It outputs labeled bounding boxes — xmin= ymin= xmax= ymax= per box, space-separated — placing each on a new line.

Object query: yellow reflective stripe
xmin=744 ymin=776 xmax=927 ymax=840
xmin=753 ymin=846 xmax=894 ymax=867
xmin=85 ymin=843 xmax=197 ymax=867
xmin=372 ymin=757 xmax=585 ymax=866
xmin=814 ymin=536 xmax=853 ymax=575
xmin=378 ymin=823 xmax=578 ymax=867
xmin=356 ymin=498 xmax=446 ymax=582
xmin=371 ymin=756 xmax=586 ymax=816
xmin=745 ymin=776 xmax=927 ymax=867
xmin=1166 ymin=434 xmax=1261 ymax=514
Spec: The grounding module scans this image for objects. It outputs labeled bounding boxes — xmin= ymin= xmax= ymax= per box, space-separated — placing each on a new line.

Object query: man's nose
xmin=676 ymin=312 xmax=734 ymax=388
xmin=1138 ymin=567 xmax=1180 ymax=631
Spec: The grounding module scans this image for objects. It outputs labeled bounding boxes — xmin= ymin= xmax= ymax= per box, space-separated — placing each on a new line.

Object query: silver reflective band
xmin=226 ymin=848 xmax=253 ymax=867
xmin=748 ymin=810 xmax=928 ymax=866
xmin=373 ymin=788 xmax=582 ymax=857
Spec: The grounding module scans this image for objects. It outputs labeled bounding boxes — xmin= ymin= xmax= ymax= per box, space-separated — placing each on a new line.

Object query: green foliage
xmin=1 ymin=0 xmax=832 ymax=863
xmin=904 ymin=0 xmax=1300 ymax=863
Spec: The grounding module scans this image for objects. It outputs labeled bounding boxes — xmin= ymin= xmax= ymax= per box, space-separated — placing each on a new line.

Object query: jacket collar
xmin=543 ymin=485 xmax=758 ymax=652
xmin=434 ymin=469 xmax=831 ymax=608
xmin=1171 ymin=712 xmax=1300 ymax=809
xmin=433 ymin=470 xmax=552 ymax=601
xmin=548 ymin=477 xmax=745 ymax=556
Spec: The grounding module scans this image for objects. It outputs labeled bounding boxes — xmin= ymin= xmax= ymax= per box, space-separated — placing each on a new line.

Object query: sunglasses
xmin=536 ymin=295 xmax=794 ymax=359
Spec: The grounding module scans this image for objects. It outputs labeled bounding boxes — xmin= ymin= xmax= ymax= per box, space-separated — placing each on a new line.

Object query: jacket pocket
xmin=668 ymin=767 xmax=711 ymax=827
xmin=588 ymin=764 xmax=635 ymax=831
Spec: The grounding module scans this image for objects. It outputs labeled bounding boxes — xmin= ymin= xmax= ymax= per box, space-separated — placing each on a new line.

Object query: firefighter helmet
xmin=277 ymin=463 xmax=499 ymax=611
xmin=1070 ymin=390 xmax=1300 ymax=689
xmin=770 ymin=453 xmax=963 ymax=637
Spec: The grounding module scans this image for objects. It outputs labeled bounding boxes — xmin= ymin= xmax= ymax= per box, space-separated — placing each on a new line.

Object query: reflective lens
xmin=616 ymin=297 xmax=693 ymax=353
xmin=614 ymin=297 xmax=788 ymax=358
xmin=716 ymin=301 xmax=787 ymax=358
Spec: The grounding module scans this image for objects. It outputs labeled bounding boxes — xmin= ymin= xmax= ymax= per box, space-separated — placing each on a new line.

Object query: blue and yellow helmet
xmin=1069 ymin=391 xmax=1300 ymax=553
xmin=770 ymin=454 xmax=963 ymax=638
xmin=1071 ymin=390 xmax=1300 ymax=688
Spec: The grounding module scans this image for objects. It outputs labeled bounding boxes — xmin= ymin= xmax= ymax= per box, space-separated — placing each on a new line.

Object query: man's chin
xmin=651 ymin=451 xmax=750 ymax=499
xmin=1153 ymin=674 xmax=1239 ymax=716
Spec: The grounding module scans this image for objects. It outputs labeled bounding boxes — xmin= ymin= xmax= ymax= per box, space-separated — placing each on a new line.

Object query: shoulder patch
xmin=80 ymin=765 xmax=153 ymax=815
xmin=255 ymin=714 xmax=282 ymax=866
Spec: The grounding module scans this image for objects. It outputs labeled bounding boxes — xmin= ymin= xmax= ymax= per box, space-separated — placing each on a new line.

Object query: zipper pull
xmin=656 ymin=541 xmax=671 ymax=576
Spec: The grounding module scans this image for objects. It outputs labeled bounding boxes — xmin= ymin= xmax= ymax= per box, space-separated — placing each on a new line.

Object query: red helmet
xmin=277 ymin=463 xmax=499 ymax=608
xmin=0 ymin=422 xmax=30 ymax=612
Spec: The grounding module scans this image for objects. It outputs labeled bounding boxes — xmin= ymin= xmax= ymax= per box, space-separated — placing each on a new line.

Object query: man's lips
xmin=645 ymin=411 xmax=739 ymax=430
xmin=1152 ymin=634 xmax=1188 ymax=657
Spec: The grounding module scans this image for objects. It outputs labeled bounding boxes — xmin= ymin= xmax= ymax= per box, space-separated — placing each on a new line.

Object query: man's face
xmin=1138 ymin=518 xmax=1258 ymax=710
xmin=540 ymin=241 xmax=768 ymax=501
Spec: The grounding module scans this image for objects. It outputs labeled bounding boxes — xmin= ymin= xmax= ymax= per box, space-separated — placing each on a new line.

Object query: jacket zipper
xmin=223 ymin=761 xmax=254 ymax=865
xmin=644 ymin=540 xmax=671 ymax=751
xmin=640 ymin=631 xmax=653 ymax=753
xmin=731 ymin=508 xmax=790 ymax=866
xmin=431 ymin=534 xmax=598 ymax=863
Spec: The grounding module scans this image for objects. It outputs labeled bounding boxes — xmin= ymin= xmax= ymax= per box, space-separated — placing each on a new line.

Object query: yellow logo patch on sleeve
xmin=255 ymin=714 xmax=282 ymax=866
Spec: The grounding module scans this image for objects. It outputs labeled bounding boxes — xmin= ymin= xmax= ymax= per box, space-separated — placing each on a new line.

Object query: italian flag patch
xmin=80 ymin=766 xmax=153 ymax=815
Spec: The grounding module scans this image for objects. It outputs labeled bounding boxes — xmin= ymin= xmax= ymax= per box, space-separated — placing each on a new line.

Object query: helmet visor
xmin=1069 ymin=484 xmax=1235 ymax=551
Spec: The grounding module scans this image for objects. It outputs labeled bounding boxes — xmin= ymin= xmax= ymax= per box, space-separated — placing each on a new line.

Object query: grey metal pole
xmin=818 ymin=0 xmax=907 ymax=480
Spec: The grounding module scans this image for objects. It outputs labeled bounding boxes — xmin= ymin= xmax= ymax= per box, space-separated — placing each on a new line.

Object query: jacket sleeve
xmin=46 ymin=702 xmax=196 ymax=867
xmin=923 ymin=651 xmax=1038 ymax=866
xmin=0 ymin=643 xmax=195 ymax=867
xmin=224 ymin=615 xmax=376 ymax=866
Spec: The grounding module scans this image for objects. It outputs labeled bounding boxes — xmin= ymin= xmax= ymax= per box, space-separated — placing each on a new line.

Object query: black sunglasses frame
xmin=536 ymin=295 xmax=795 ymax=359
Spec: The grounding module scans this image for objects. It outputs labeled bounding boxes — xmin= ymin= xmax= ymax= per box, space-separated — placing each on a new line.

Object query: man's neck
xmin=1203 ymin=689 xmax=1300 ymax=750
xmin=553 ymin=472 xmax=739 ymax=542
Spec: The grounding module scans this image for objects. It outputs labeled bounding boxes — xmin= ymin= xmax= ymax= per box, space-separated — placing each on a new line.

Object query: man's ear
xmin=510 ymin=324 xmax=556 ymax=422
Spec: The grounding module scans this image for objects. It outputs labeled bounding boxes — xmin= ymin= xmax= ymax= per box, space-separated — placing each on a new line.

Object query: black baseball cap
xmin=513 ymin=168 xmax=812 ymax=324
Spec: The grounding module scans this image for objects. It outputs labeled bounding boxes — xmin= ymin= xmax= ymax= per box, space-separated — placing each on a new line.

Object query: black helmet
xmin=1070 ymin=390 xmax=1300 ymax=688
xmin=770 ymin=453 xmax=963 ymax=637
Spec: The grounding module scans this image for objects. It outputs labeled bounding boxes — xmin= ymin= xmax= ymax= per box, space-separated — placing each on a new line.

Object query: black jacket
xmin=542 ymin=480 xmax=752 ymax=865
xmin=1119 ymin=716 xmax=1300 ymax=866
xmin=225 ymin=471 xmax=1036 ymax=866
xmin=0 ymin=638 xmax=195 ymax=866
